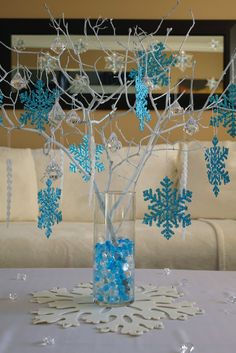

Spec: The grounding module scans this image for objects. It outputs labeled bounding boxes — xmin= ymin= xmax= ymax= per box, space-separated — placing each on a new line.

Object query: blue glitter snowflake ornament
xmin=38 ymin=178 xmax=62 ymax=238
xmin=143 ymin=176 xmax=192 ymax=239
xmin=69 ymin=134 xmax=105 ymax=182
xmin=19 ymin=80 xmax=59 ymax=131
xmin=205 ymin=136 xmax=230 ymax=197
xmin=210 ymin=84 xmax=236 ymax=138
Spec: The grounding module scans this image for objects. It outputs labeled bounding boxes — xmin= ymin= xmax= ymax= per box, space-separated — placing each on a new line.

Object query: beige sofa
xmin=0 ymin=141 xmax=236 ymax=270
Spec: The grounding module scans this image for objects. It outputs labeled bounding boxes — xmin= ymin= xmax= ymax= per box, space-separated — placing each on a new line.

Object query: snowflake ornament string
xmin=69 ymin=134 xmax=105 ymax=182
xmin=38 ymin=178 xmax=62 ymax=238
xmin=205 ymin=136 xmax=230 ymax=197
xmin=210 ymin=84 xmax=236 ymax=138
xmin=31 ymin=282 xmax=203 ymax=336
xmin=143 ymin=176 xmax=192 ymax=239
xmin=19 ymin=80 xmax=59 ymax=131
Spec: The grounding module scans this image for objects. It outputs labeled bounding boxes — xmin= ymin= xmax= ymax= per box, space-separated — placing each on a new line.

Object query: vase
xmin=93 ymin=191 xmax=135 ymax=306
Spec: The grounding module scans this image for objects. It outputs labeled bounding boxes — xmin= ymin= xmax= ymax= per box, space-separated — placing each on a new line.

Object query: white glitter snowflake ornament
xmin=105 ymin=53 xmax=124 ymax=74
xmin=206 ymin=77 xmax=218 ymax=90
xmin=210 ymin=39 xmax=219 ymax=50
xmin=39 ymin=52 xmax=58 ymax=73
xmin=74 ymin=39 xmax=88 ymax=55
xmin=14 ymin=38 xmax=25 ymax=51
xmin=175 ymin=51 xmax=193 ymax=72
xmin=69 ymin=74 xmax=89 ymax=94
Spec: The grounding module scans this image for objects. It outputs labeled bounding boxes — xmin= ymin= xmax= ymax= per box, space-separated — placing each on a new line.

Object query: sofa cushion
xmin=32 ymin=145 xmax=179 ymax=221
xmin=0 ymin=147 xmax=38 ymax=221
xmin=179 ymin=141 xmax=236 ymax=219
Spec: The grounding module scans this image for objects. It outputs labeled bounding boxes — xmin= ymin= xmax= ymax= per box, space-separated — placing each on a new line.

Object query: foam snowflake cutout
xmin=38 ymin=178 xmax=62 ymax=238
xmin=205 ymin=136 xmax=230 ymax=197
xmin=143 ymin=176 xmax=192 ymax=239
xmin=31 ymin=283 xmax=203 ymax=336
xmin=69 ymin=134 xmax=105 ymax=182
xmin=210 ymin=84 xmax=236 ymax=137
xmin=19 ymin=80 xmax=59 ymax=131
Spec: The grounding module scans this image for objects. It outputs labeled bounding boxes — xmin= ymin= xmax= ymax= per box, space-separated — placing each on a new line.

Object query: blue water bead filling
xmin=94 ymin=238 xmax=135 ymax=305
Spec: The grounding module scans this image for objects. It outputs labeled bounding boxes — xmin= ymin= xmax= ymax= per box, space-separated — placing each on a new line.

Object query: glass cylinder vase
xmin=93 ymin=191 xmax=135 ymax=306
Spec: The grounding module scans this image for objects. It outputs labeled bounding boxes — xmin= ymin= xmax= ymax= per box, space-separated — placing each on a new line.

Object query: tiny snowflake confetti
xmin=19 ymin=80 xmax=59 ymax=131
xmin=105 ymin=53 xmax=124 ymax=74
xmin=69 ymin=134 xmax=105 ymax=182
xmin=143 ymin=176 xmax=192 ymax=239
xmin=210 ymin=84 xmax=236 ymax=138
xmin=205 ymin=136 xmax=230 ymax=197
xmin=38 ymin=178 xmax=62 ymax=238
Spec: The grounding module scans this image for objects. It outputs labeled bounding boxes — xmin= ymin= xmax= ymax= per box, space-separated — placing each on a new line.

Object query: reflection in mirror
xmin=11 ymin=34 xmax=224 ymax=96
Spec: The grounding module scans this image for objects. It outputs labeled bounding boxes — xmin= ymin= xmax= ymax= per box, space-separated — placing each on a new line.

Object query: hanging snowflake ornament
xmin=39 ymin=52 xmax=58 ymax=73
xmin=206 ymin=77 xmax=218 ymax=90
xmin=183 ymin=117 xmax=199 ymax=135
xmin=13 ymin=38 xmax=25 ymax=51
xmin=210 ymin=84 xmax=236 ymax=138
xmin=143 ymin=176 xmax=192 ymax=239
xmin=19 ymin=80 xmax=59 ymax=131
xmin=74 ymin=39 xmax=88 ymax=55
xmin=10 ymin=72 xmax=28 ymax=90
xmin=105 ymin=53 xmax=124 ymax=74
xmin=106 ymin=132 xmax=122 ymax=152
xmin=31 ymin=282 xmax=203 ymax=336
xmin=205 ymin=136 xmax=230 ymax=197
xmin=175 ymin=51 xmax=193 ymax=72
xmin=69 ymin=134 xmax=105 ymax=182
xmin=38 ymin=178 xmax=62 ymax=238
xmin=69 ymin=74 xmax=89 ymax=94
xmin=50 ymin=36 xmax=66 ymax=55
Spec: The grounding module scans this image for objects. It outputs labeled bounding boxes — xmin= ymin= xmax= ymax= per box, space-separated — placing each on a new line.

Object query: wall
xmin=0 ymin=0 xmax=235 ymax=147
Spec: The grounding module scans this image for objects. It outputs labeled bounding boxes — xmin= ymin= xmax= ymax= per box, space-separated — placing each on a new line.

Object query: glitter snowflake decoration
xmin=206 ymin=77 xmax=217 ymax=90
xmin=19 ymin=80 xmax=59 ymax=131
xmin=38 ymin=178 xmax=62 ymax=238
xmin=130 ymin=66 xmax=151 ymax=131
xmin=210 ymin=84 xmax=236 ymax=138
xmin=69 ymin=134 xmax=105 ymax=182
xmin=68 ymin=74 xmax=89 ymax=95
xmin=105 ymin=53 xmax=124 ymax=74
xmin=205 ymin=136 xmax=230 ymax=197
xmin=175 ymin=51 xmax=193 ymax=72
xmin=143 ymin=176 xmax=192 ymax=239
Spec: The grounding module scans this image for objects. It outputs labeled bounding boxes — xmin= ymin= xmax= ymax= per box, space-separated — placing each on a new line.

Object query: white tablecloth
xmin=0 ymin=268 xmax=236 ymax=353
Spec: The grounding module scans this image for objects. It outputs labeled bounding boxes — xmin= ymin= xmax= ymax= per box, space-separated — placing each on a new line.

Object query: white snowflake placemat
xmin=31 ymin=283 xmax=204 ymax=336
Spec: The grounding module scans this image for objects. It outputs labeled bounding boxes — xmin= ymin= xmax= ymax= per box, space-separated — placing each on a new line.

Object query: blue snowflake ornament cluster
xmin=210 ymin=84 xmax=236 ymax=138
xmin=69 ymin=134 xmax=105 ymax=182
xmin=205 ymin=136 xmax=230 ymax=197
xmin=38 ymin=178 xmax=62 ymax=238
xmin=143 ymin=176 xmax=192 ymax=239
xmin=19 ymin=80 xmax=59 ymax=131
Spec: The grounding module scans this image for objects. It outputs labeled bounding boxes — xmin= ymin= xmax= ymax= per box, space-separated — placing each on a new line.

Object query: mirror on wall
xmin=11 ymin=34 xmax=224 ymax=96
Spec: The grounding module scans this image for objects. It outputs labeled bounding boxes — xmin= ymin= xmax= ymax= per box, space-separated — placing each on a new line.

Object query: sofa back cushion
xmin=0 ymin=147 xmax=38 ymax=221
xmin=32 ymin=145 xmax=179 ymax=222
xmin=179 ymin=141 xmax=236 ymax=219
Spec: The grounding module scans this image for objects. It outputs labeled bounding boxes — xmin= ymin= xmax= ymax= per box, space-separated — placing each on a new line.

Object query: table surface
xmin=0 ymin=268 xmax=236 ymax=353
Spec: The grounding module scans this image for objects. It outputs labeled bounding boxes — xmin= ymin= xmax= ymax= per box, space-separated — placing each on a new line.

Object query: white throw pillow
xmin=0 ymin=147 xmax=38 ymax=221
